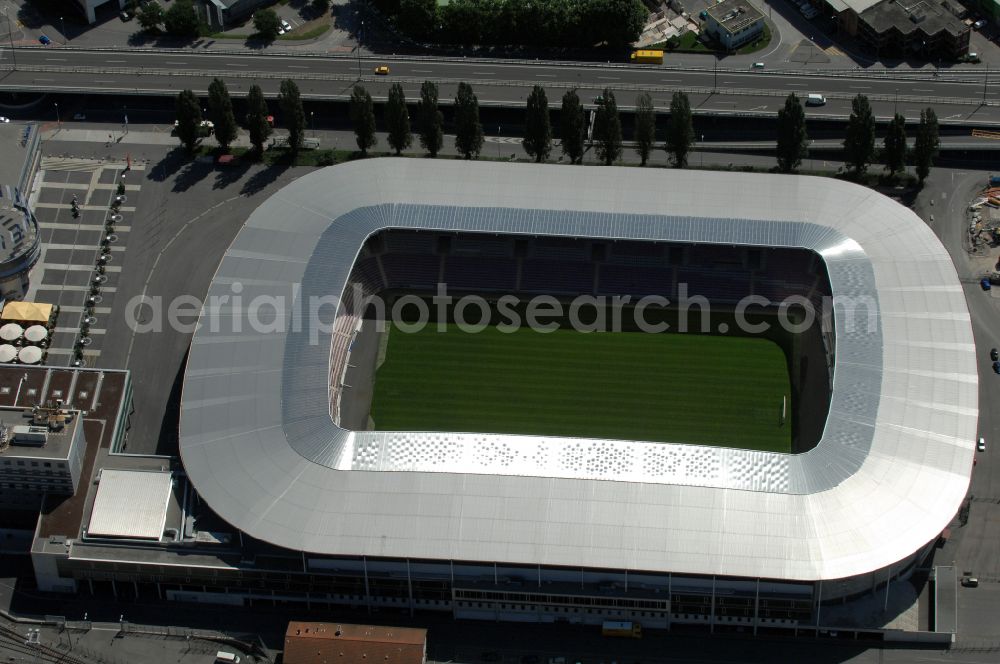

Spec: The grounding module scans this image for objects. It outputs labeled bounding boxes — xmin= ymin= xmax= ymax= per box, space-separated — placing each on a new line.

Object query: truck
xmin=601 ymin=620 xmax=642 ymax=638
xmin=630 ymin=49 xmax=664 ymax=65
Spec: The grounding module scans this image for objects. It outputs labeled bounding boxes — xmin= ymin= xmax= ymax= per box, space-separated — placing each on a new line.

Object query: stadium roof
xmin=180 ymin=159 xmax=976 ymax=582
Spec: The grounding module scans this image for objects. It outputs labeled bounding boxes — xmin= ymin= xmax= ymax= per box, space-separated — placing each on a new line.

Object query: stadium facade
xmin=33 ymin=160 xmax=976 ymax=635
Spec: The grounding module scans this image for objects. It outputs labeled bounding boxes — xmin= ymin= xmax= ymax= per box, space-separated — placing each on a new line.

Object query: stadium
xmin=171 ymin=159 xmax=976 ymax=631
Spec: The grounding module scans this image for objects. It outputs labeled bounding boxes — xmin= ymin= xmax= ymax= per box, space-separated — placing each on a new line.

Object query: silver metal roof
xmin=88 ymin=469 xmax=173 ymax=540
xmin=180 ymin=159 xmax=976 ymax=582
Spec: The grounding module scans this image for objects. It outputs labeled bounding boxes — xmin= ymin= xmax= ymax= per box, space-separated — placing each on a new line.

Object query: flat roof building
xmin=817 ymin=0 xmax=971 ymax=58
xmin=704 ymin=0 xmax=766 ymax=50
xmin=284 ymin=622 xmax=427 ymax=664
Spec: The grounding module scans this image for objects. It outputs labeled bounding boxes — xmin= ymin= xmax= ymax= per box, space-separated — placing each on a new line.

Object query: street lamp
xmin=54 ymin=102 xmax=60 ymax=127
xmin=3 ymin=9 xmax=15 ymax=70
xmin=356 ymin=20 xmax=364 ymax=79
xmin=310 ymin=110 xmax=314 ymax=137
xmin=60 ymin=16 xmax=66 ymax=44
xmin=700 ymin=134 xmax=704 ymax=167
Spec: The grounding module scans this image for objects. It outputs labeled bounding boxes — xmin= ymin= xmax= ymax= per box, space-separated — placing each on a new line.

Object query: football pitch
xmin=370 ymin=324 xmax=792 ymax=452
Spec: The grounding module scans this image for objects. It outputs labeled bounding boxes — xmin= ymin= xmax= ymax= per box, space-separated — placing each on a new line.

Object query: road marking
xmin=227 ymin=63 xmax=248 ymax=67
xmin=535 ymin=74 xmax=556 ymax=77
xmin=473 ymin=71 xmax=493 ymax=75
xmin=598 ymin=76 xmax=619 ymax=80
xmin=165 ymin=61 xmax=186 ymax=65
xmin=849 ymin=85 xmax=870 ymax=89
xmin=46 ymin=57 xmax=66 ymax=61
xmin=784 ymin=83 xmax=806 ymax=86
xmin=36 ymin=78 xmax=53 ymax=81
xmin=288 ymin=65 xmax=308 ymax=69
xmin=914 ymin=88 xmax=933 ymax=92
xmin=413 ymin=69 xmax=432 ymax=73
xmin=106 ymin=59 xmax=126 ymax=63
xmin=661 ymin=78 xmax=681 ymax=82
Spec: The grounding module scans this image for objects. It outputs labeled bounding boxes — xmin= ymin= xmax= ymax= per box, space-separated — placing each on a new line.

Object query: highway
xmin=2 ymin=46 xmax=1000 ymax=122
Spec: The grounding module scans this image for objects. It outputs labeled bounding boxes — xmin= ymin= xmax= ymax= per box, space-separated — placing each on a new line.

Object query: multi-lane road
xmin=1 ymin=46 xmax=999 ymax=122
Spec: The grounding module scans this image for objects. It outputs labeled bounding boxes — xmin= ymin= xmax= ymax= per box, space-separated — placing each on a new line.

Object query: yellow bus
xmin=601 ymin=620 xmax=643 ymax=638
xmin=630 ymin=49 xmax=664 ymax=64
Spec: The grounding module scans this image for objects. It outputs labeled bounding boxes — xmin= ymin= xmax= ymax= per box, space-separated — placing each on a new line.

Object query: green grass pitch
xmin=370 ymin=324 xmax=792 ymax=452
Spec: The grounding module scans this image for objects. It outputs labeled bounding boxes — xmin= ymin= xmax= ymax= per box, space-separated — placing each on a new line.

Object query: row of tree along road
xmin=172 ymin=80 xmax=941 ymax=183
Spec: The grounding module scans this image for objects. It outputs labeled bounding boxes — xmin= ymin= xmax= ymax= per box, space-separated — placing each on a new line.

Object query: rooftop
xmin=0 ymin=406 xmax=79 ymax=460
xmin=0 ymin=122 xmax=37 ymax=204
xmin=179 ymin=159 xmax=976 ymax=583
xmin=860 ymin=0 xmax=969 ymax=37
xmin=706 ymin=0 xmax=765 ymax=33
xmin=284 ymin=622 xmax=426 ymax=664
xmin=86 ymin=469 xmax=173 ymax=540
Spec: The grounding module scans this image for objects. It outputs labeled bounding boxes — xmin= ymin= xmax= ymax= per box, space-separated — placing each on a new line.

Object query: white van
xmin=215 ymin=653 xmax=241 ymax=664
xmin=806 ymin=94 xmax=826 ymax=106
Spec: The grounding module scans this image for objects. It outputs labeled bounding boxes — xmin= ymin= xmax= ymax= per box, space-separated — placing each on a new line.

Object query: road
xmin=1 ymin=46 xmax=999 ymax=122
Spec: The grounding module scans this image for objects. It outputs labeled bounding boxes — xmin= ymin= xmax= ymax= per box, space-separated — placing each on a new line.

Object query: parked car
xmin=991 ymin=348 xmax=998 ymax=361
xmin=981 ymin=277 xmax=992 ymax=290
xmin=120 ymin=10 xmax=133 ymax=21
xmin=978 ymin=437 xmax=986 ymax=452
xmin=992 ymin=360 xmax=1000 ymax=374
xmin=38 ymin=35 xmax=51 ymax=45
xmin=0 ymin=116 xmax=9 ymax=123
xmin=72 ymin=112 xmax=86 ymax=121
xmin=280 ymin=19 xmax=291 ymax=31
xmin=974 ymin=19 xmax=987 ymax=29
xmin=962 ymin=576 xmax=979 ymax=587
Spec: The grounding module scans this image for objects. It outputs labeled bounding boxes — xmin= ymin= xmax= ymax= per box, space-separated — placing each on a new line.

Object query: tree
xmin=163 ymin=0 xmax=200 ymax=38
xmin=454 ymin=82 xmax=484 ymax=159
xmin=775 ymin=93 xmax=808 ymax=173
xmin=383 ymin=83 xmax=411 ymax=156
xmin=633 ymin=92 xmax=656 ymax=166
xmin=174 ymin=89 xmax=202 ymax=153
xmin=843 ymin=94 xmax=876 ymax=178
xmin=246 ymin=84 xmax=272 ymax=156
xmin=418 ymin=81 xmax=444 ymax=157
xmin=560 ymin=89 xmax=585 ymax=165
xmin=312 ymin=0 xmax=331 ymax=15
xmin=207 ymin=78 xmax=238 ymax=150
xmin=400 ymin=0 xmax=436 ymax=39
xmin=913 ymin=108 xmax=939 ymax=185
xmin=593 ymin=88 xmax=622 ymax=165
xmin=523 ymin=86 xmax=552 ymax=163
xmin=137 ymin=1 xmax=165 ymax=32
xmin=665 ymin=91 xmax=694 ymax=168
xmin=279 ymin=79 xmax=305 ymax=155
xmin=882 ymin=113 xmax=908 ymax=178
xmin=253 ymin=8 xmax=281 ymax=40
xmin=351 ymin=84 xmax=378 ymax=155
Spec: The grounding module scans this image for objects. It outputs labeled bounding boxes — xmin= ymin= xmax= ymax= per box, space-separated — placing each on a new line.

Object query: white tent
xmin=17 ymin=346 xmax=41 ymax=364
xmin=0 ymin=344 xmax=16 ymax=363
xmin=0 ymin=323 xmax=23 ymax=341
xmin=24 ymin=325 xmax=48 ymax=343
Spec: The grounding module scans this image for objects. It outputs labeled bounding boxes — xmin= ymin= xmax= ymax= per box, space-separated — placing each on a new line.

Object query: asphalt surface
xmin=2 ymin=46 xmax=1000 ymax=122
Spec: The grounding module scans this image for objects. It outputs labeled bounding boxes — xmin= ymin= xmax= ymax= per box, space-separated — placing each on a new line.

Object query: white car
xmin=277 ymin=26 xmax=286 ymax=35
xmin=0 ymin=116 xmax=9 ymax=123
xmin=280 ymin=19 xmax=291 ymax=30
xmin=978 ymin=437 xmax=986 ymax=452
xmin=973 ymin=19 xmax=987 ymax=29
